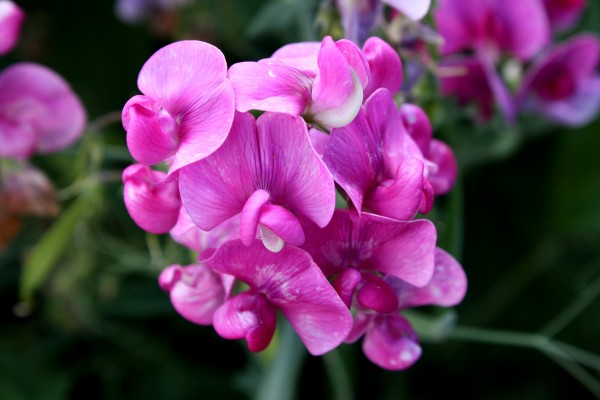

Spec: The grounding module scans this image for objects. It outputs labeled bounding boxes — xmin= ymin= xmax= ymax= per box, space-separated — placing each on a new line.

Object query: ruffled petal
xmin=0 ymin=0 xmax=24 ymax=55
xmin=205 ymin=240 xmax=353 ymax=355
xmin=0 ymin=63 xmax=86 ymax=155
xmin=122 ymin=164 xmax=181 ymax=234
xmin=362 ymin=314 xmax=422 ymax=370
xmin=159 ymin=264 xmax=226 ymax=325
xmin=363 ymin=36 xmax=403 ymax=98
xmin=228 ymin=60 xmax=311 ymax=115
xmin=213 ymin=291 xmax=277 ymax=352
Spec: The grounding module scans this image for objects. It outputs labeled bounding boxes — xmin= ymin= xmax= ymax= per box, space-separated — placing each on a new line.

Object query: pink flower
xmin=0 ymin=63 xmax=86 ymax=158
xmin=518 ymin=34 xmax=600 ymax=127
xmin=323 ymin=89 xmax=433 ymax=221
xmin=434 ymin=0 xmax=550 ymax=62
xmin=179 ymin=111 xmax=335 ymax=252
xmin=122 ymin=164 xmax=181 ymax=234
xmin=0 ymin=0 xmax=24 ymax=55
xmin=205 ymin=240 xmax=353 ymax=355
xmin=122 ymin=41 xmax=235 ymax=177
xmin=228 ymin=36 xmax=401 ymax=129
xmin=542 ymin=0 xmax=587 ymax=32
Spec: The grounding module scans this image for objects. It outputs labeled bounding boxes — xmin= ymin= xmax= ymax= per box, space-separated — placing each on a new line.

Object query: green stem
xmin=255 ymin=320 xmax=307 ymax=400
xmin=323 ymin=349 xmax=354 ymax=400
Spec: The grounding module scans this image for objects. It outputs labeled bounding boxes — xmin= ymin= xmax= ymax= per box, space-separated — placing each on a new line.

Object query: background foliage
xmin=1 ymin=0 xmax=599 ymax=399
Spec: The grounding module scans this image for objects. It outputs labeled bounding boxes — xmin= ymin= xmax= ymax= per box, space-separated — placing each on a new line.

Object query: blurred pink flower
xmin=0 ymin=0 xmax=24 ymax=55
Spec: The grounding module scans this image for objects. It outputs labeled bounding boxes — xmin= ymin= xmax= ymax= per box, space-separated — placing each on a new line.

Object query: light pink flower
xmin=179 ymin=111 xmax=335 ymax=252
xmin=0 ymin=0 xmax=24 ymax=55
xmin=122 ymin=164 xmax=181 ymax=234
xmin=205 ymin=240 xmax=353 ymax=355
xmin=0 ymin=63 xmax=86 ymax=158
xmin=122 ymin=41 xmax=235 ymax=177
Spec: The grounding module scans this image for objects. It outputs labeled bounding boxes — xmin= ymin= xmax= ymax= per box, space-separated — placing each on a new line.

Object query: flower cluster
xmin=435 ymin=0 xmax=600 ymax=126
xmin=122 ymin=36 xmax=466 ymax=370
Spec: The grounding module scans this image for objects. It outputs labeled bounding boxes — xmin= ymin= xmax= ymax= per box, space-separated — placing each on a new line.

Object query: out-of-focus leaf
xmin=246 ymin=1 xmax=301 ymax=38
xmin=19 ymin=187 xmax=100 ymax=304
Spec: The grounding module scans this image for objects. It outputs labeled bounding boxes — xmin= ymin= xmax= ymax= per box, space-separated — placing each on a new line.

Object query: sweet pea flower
xmin=347 ymin=248 xmax=467 ymax=370
xmin=0 ymin=0 xmax=24 ymax=55
xmin=122 ymin=164 xmax=181 ymax=234
xmin=179 ymin=111 xmax=335 ymax=252
xmin=159 ymin=263 xmax=229 ymax=326
xmin=205 ymin=240 xmax=353 ymax=355
xmin=399 ymin=103 xmax=457 ymax=194
xmin=542 ymin=0 xmax=587 ymax=32
xmin=122 ymin=41 xmax=235 ymax=176
xmin=0 ymin=63 xmax=86 ymax=158
xmin=434 ymin=0 xmax=550 ymax=62
xmin=323 ymin=89 xmax=433 ymax=221
xmin=438 ymin=56 xmax=515 ymax=122
xmin=518 ymin=34 xmax=600 ymax=127
xmin=336 ymin=0 xmax=431 ymax=44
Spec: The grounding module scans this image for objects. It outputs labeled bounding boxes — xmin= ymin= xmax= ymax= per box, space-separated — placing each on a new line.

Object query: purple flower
xmin=439 ymin=56 xmax=515 ymax=122
xmin=434 ymin=0 xmax=550 ymax=62
xmin=542 ymin=0 xmax=587 ymax=32
xmin=179 ymin=111 xmax=335 ymax=252
xmin=122 ymin=41 xmax=235 ymax=177
xmin=323 ymin=89 xmax=433 ymax=221
xmin=336 ymin=0 xmax=431 ymax=44
xmin=347 ymin=248 xmax=467 ymax=370
xmin=0 ymin=63 xmax=86 ymax=158
xmin=115 ymin=0 xmax=190 ymax=23
xmin=205 ymin=240 xmax=353 ymax=355
xmin=518 ymin=34 xmax=600 ymax=127
xmin=122 ymin=164 xmax=181 ymax=234
xmin=0 ymin=0 xmax=24 ymax=55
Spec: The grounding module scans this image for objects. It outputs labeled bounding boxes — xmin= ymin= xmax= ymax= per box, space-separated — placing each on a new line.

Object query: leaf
xmin=246 ymin=1 xmax=301 ymax=38
xmin=19 ymin=187 xmax=99 ymax=304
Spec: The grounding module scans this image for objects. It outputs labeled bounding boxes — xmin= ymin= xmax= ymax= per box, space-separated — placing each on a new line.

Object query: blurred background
xmin=1 ymin=0 xmax=599 ymax=399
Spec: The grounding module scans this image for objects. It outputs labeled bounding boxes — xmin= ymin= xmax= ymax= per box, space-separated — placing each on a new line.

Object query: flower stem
xmin=255 ymin=320 xmax=307 ymax=400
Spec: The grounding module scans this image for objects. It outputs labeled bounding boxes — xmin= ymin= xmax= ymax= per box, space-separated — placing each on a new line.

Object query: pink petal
xmin=333 ymin=268 xmax=363 ymax=308
xmin=228 ymin=60 xmax=312 ymax=115
xmin=240 ymin=189 xmax=270 ymax=246
xmin=363 ymin=36 xmax=403 ymax=98
xmin=122 ymin=164 xmax=181 ymax=234
xmin=301 ymin=210 xmax=437 ymax=287
xmin=205 ymin=240 xmax=353 ymax=355
xmin=259 ymin=204 xmax=305 ymax=247
xmin=542 ymin=0 xmax=587 ymax=32
xmin=134 ymin=41 xmax=235 ymax=174
xmin=366 ymin=158 xmax=426 ymax=221
xmin=169 ymin=207 xmax=240 ymax=253
xmin=539 ymin=76 xmax=600 ymax=127
xmin=435 ymin=0 xmax=484 ymax=56
xmin=122 ymin=95 xmax=179 ymax=165
xmin=345 ymin=311 xmax=374 ymax=344
xmin=357 ymin=273 xmax=399 ymax=313
xmin=399 ymin=103 xmax=432 ymax=153
xmin=0 ymin=63 xmax=86 ymax=156
xmin=383 ymin=0 xmax=431 ymax=21
xmin=213 ymin=291 xmax=277 ymax=352
xmin=393 ymin=247 xmax=467 ymax=308
xmin=159 ymin=264 xmax=226 ymax=325
xmin=335 ymin=39 xmax=370 ymax=89
xmin=362 ymin=314 xmax=421 ymax=370
xmin=308 ymin=128 xmax=329 ymax=157
xmin=427 ymin=139 xmax=457 ymax=195
xmin=0 ymin=0 xmax=24 ymax=55
xmin=271 ymin=42 xmax=321 ymax=75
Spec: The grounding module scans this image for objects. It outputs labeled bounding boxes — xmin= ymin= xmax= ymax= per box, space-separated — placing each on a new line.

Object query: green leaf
xmin=19 ymin=187 xmax=99 ymax=304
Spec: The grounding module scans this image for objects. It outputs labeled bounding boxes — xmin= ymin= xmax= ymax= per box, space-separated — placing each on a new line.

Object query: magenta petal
xmin=357 ymin=273 xmax=399 ymax=313
xmin=308 ymin=128 xmax=329 ymax=157
xmin=400 ymin=104 xmax=432 ymax=152
xmin=240 ymin=189 xmax=270 ymax=246
xmin=271 ymin=42 xmax=321 ymax=75
xmin=213 ymin=291 xmax=277 ymax=352
xmin=434 ymin=0 xmax=481 ymax=56
xmin=540 ymin=76 xmax=600 ymax=127
xmin=122 ymin=164 xmax=181 ymax=234
xmin=228 ymin=60 xmax=311 ymax=115
xmin=333 ymin=268 xmax=362 ymax=308
xmin=205 ymin=240 xmax=353 ymax=355
xmin=123 ymin=95 xmax=179 ymax=165
xmin=362 ymin=314 xmax=422 ymax=370
xmin=427 ymin=139 xmax=457 ymax=194
xmin=259 ymin=204 xmax=305 ymax=247
xmin=335 ymin=39 xmax=370 ymax=89
xmin=345 ymin=312 xmax=374 ymax=344
xmin=159 ymin=264 xmax=226 ymax=325
xmin=543 ymin=0 xmax=587 ymax=32
xmin=0 ymin=63 xmax=86 ymax=156
xmin=383 ymin=0 xmax=431 ymax=21
xmin=170 ymin=208 xmax=240 ymax=253
xmin=394 ymin=248 xmax=467 ymax=308
xmin=366 ymin=158 xmax=426 ymax=221
xmin=0 ymin=0 xmax=24 ymax=55
xmin=363 ymin=36 xmax=403 ymax=98
xmin=481 ymin=58 xmax=516 ymax=122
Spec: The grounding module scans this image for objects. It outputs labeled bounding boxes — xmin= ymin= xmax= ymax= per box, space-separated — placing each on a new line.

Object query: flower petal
xmin=240 ymin=189 xmax=270 ymax=246
xmin=0 ymin=0 xmax=24 ymax=55
xmin=363 ymin=36 xmax=403 ymax=98
xmin=383 ymin=0 xmax=431 ymax=21
xmin=205 ymin=240 xmax=353 ymax=355
xmin=259 ymin=204 xmax=305 ymax=247
xmin=362 ymin=314 xmax=422 ymax=370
